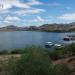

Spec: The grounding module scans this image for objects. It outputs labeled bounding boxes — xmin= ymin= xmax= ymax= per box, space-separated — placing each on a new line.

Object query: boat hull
xmin=63 ymin=38 xmax=70 ymax=41
xmin=45 ymin=44 xmax=53 ymax=48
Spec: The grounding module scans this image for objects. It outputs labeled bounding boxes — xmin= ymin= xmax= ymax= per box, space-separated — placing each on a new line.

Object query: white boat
xmin=54 ymin=44 xmax=63 ymax=48
xmin=45 ymin=42 xmax=53 ymax=48
xmin=63 ymin=35 xmax=75 ymax=41
xmin=63 ymin=36 xmax=70 ymax=41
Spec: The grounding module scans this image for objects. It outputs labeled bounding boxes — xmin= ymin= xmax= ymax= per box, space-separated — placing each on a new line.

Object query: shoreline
xmin=0 ymin=30 xmax=75 ymax=33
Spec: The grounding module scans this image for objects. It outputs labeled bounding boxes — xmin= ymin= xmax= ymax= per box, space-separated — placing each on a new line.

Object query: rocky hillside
xmin=39 ymin=23 xmax=75 ymax=32
xmin=0 ymin=25 xmax=27 ymax=31
xmin=0 ymin=22 xmax=75 ymax=32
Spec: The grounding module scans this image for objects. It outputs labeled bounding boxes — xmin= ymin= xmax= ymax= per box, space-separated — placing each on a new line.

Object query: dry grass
xmin=0 ymin=54 xmax=21 ymax=62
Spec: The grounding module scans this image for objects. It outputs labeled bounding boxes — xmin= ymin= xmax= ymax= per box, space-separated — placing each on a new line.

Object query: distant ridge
xmin=0 ymin=22 xmax=75 ymax=32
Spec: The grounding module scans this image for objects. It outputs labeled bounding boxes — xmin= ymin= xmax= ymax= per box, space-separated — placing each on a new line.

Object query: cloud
xmin=0 ymin=0 xmax=44 ymax=11
xmin=36 ymin=16 xmax=44 ymax=22
xmin=4 ymin=15 xmax=44 ymax=23
xmin=0 ymin=0 xmax=45 ymax=15
xmin=0 ymin=9 xmax=10 ymax=13
xmin=2 ymin=15 xmax=22 ymax=25
xmin=3 ymin=20 xmax=11 ymax=23
xmin=23 ymin=19 xmax=38 ymax=22
xmin=0 ymin=0 xmax=30 ymax=11
xmin=15 ymin=8 xmax=45 ymax=15
xmin=21 ymin=16 xmax=44 ymax=23
xmin=27 ymin=0 xmax=44 ymax=6
xmin=58 ymin=13 xmax=75 ymax=21
xmin=5 ymin=15 xmax=21 ymax=21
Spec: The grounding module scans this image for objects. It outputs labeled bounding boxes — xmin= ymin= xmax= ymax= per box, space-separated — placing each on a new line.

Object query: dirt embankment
xmin=54 ymin=56 xmax=75 ymax=75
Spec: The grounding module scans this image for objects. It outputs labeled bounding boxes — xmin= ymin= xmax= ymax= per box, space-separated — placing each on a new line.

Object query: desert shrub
xmin=0 ymin=50 xmax=8 ymax=55
xmin=49 ymin=64 xmax=70 ymax=75
xmin=7 ymin=46 xmax=50 ymax=75
xmin=10 ymin=49 xmax=24 ymax=54
xmin=49 ymin=51 xmax=60 ymax=60
xmin=6 ymin=46 xmax=70 ymax=75
xmin=66 ymin=44 xmax=75 ymax=54
xmin=50 ymin=44 xmax=75 ymax=59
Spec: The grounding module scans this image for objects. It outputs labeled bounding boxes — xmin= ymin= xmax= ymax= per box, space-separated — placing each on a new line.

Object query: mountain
xmin=0 ymin=25 xmax=27 ymax=31
xmin=0 ymin=25 xmax=39 ymax=31
xmin=0 ymin=22 xmax=75 ymax=32
xmin=39 ymin=23 xmax=75 ymax=32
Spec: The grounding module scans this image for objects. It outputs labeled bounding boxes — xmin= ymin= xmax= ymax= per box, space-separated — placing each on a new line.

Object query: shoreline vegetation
xmin=0 ymin=44 xmax=75 ymax=75
xmin=0 ymin=44 xmax=75 ymax=59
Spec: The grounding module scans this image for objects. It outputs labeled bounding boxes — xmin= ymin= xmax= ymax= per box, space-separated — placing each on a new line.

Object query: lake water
xmin=0 ymin=31 xmax=75 ymax=50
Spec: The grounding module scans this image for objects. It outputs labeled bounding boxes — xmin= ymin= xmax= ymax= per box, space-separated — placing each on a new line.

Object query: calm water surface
xmin=0 ymin=31 xmax=75 ymax=50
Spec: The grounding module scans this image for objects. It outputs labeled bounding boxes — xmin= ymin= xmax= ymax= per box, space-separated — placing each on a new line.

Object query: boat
xmin=54 ymin=44 xmax=63 ymax=48
xmin=67 ymin=35 xmax=75 ymax=40
xmin=45 ymin=42 xmax=53 ymax=48
xmin=63 ymin=37 xmax=70 ymax=41
xmin=63 ymin=35 xmax=75 ymax=41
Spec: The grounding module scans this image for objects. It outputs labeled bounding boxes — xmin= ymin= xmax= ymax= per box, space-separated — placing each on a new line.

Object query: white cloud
xmin=12 ymin=0 xmax=30 ymax=8
xmin=0 ymin=0 xmax=45 ymax=15
xmin=36 ymin=16 xmax=44 ymax=22
xmin=0 ymin=9 xmax=10 ymax=13
xmin=3 ymin=20 xmax=11 ymax=23
xmin=22 ymin=16 xmax=44 ymax=23
xmin=23 ymin=19 xmax=38 ymax=22
xmin=58 ymin=13 xmax=75 ymax=21
xmin=27 ymin=0 xmax=44 ymax=6
xmin=5 ymin=15 xmax=21 ymax=21
xmin=0 ymin=0 xmax=30 ymax=11
xmin=15 ymin=8 xmax=45 ymax=15
xmin=0 ymin=0 xmax=44 ymax=11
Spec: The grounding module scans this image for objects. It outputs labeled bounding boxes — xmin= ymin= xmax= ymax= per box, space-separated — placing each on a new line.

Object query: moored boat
xmin=67 ymin=35 xmax=75 ymax=40
xmin=45 ymin=42 xmax=53 ymax=48
xmin=63 ymin=35 xmax=75 ymax=41
xmin=63 ymin=37 xmax=70 ymax=41
xmin=54 ymin=44 xmax=63 ymax=48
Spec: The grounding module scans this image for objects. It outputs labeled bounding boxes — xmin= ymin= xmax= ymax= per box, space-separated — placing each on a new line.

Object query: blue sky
xmin=0 ymin=0 xmax=75 ymax=27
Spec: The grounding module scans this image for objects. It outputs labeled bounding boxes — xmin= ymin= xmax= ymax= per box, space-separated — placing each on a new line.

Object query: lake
xmin=0 ymin=31 xmax=75 ymax=50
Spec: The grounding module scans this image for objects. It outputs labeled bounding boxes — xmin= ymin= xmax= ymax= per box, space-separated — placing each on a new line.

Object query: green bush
xmin=0 ymin=50 xmax=8 ymax=55
xmin=10 ymin=49 xmax=24 ymax=54
xmin=7 ymin=46 xmax=50 ymax=75
xmin=66 ymin=44 xmax=75 ymax=54
xmin=6 ymin=46 xmax=70 ymax=75
xmin=49 ymin=44 xmax=75 ymax=59
xmin=49 ymin=64 xmax=70 ymax=75
xmin=49 ymin=51 xmax=60 ymax=60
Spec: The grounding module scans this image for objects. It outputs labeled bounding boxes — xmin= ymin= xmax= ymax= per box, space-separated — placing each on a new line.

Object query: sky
xmin=0 ymin=0 xmax=75 ymax=27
